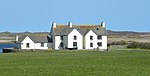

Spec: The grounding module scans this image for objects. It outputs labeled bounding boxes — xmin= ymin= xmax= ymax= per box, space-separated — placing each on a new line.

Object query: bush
xmin=109 ymin=40 xmax=127 ymax=45
xmin=127 ymin=42 xmax=150 ymax=49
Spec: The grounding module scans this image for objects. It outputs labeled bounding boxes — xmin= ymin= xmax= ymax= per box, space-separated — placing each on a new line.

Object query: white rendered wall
xmin=85 ymin=30 xmax=107 ymax=50
xmin=20 ymin=36 xmax=49 ymax=50
xmin=34 ymin=43 xmax=48 ymax=49
xmin=54 ymin=36 xmax=61 ymax=50
xmin=98 ymin=36 xmax=107 ymax=50
xmin=21 ymin=36 xmax=35 ymax=49
xmin=68 ymin=29 xmax=83 ymax=49
xmin=85 ymin=30 xmax=97 ymax=49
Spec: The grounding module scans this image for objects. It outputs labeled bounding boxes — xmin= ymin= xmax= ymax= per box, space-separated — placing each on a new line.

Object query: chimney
xmin=16 ymin=35 xmax=18 ymax=41
xmin=52 ymin=22 xmax=56 ymax=28
xmin=101 ymin=21 xmax=106 ymax=28
xmin=68 ymin=21 xmax=72 ymax=28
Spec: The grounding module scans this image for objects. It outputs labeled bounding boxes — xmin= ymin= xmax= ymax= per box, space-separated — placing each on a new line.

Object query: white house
xmin=16 ymin=21 xmax=107 ymax=51
xmin=50 ymin=21 xmax=108 ymax=51
xmin=15 ymin=35 xmax=52 ymax=50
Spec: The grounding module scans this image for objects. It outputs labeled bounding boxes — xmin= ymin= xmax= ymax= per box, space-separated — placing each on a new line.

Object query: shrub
xmin=127 ymin=42 xmax=150 ymax=49
xmin=109 ymin=40 xmax=127 ymax=45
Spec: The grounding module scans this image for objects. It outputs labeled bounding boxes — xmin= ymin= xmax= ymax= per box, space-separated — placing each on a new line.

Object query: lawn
xmin=0 ymin=50 xmax=150 ymax=76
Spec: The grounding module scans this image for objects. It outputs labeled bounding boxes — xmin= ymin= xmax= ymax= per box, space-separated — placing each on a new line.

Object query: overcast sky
xmin=0 ymin=0 xmax=149 ymax=32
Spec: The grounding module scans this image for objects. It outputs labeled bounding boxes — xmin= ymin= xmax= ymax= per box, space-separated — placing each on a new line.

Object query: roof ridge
xmin=53 ymin=24 xmax=107 ymax=36
xmin=56 ymin=24 xmax=101 ymax=26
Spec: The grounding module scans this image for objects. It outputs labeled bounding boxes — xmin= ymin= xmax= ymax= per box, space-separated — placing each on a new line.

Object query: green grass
xmin=0 ymin=50 xmax=150 ymax=76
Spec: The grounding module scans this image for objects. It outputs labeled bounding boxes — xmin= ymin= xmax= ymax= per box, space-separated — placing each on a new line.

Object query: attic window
xmin=96 ymin=27 xmax=99 ymax=30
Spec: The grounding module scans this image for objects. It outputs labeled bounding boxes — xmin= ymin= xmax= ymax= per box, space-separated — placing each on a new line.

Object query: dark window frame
xmin=90 ymin=43 xmax=93 ymax=47
xmin=41 ymin=43 xmax=44 ymax=47
xmin=60 ymin=36 xmax=63 ymax=40
xmin=60 ymin=42 xmax=64 ymax=47
xmin=97 ymin=35 xmax=102 ymax=40
xmin=90 ymin=36 xmax=93 ymax=40
xmin=74 ymin=36 xmax=77 ymax=40
xmin=73 ymin=42 xmax=77 ymax=48
xmin=97 ymin=42 xmax=102 ymax=47
xmin=26 ymin=43 xmax=30 ymax=48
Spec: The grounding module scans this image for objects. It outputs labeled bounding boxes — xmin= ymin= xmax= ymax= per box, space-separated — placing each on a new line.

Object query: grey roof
xmin=52 ymin=25 xmax=107 ymax=36
xmin=17 ymin=35 xmax=52 ymax=43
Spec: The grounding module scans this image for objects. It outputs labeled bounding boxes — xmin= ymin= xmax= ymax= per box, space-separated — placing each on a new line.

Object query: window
xmin=26 ymin=43 xmax=30 ymax=48
xmin=60 ymin=36 xmax=63 ymax=40
xmin=90 ymin=43 xmax=93 ymax=47
xmin=90 ymin=36 xmax=93 ymax=40
xmin=97 ymin=35 xmax=102 ymax=40
xmin=97 ymin=42 xmax=102 ymax=47
xmin=41 ymin=43 xmax=44 ymax=47
xmin=60 ymin=42 xmax=63 ymax=47
xmin=96 ymin=27 xmax=99 ymax=30
xmin=73 ymin=42 xmax=77 ymax=48
xmin=74 ymin=36 xmax=77 ymax=40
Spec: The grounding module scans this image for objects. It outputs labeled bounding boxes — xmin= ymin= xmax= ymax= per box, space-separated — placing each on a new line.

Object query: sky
xmin=0 ymin=0 xmax=150 ymax=32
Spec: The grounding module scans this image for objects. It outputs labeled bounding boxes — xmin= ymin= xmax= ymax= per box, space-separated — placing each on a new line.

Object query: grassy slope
xmin=0 ymin=50 xmax=150 ymax=76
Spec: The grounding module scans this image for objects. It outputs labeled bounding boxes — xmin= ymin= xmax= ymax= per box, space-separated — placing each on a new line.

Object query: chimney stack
xmin=68 ymin=21 xmax=72 ymax=28
xmin=52 ymin=22 xmax=56 ymax=28
xmin=101 ymin=21 xmax=106 ymax=28
xmin=16 ymin=35 xmax=18 ymax=41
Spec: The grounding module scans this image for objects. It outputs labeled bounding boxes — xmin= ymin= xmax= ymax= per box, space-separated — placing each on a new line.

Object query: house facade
xmin=15 ymin=35 xmax=52 ymax=50
xmin=16 ymin=21 xmax=107 ymax=51
xmin=50 ymin=21 xmax=107 ymax=51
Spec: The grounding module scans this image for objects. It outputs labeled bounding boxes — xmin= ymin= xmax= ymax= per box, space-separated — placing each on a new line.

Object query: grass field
xmin=0 ymin=50 xmax=150 ymax=76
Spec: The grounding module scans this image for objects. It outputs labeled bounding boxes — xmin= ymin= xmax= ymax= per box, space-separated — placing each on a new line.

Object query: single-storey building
xmin=15 ymin=35 xmax=52 ymax=50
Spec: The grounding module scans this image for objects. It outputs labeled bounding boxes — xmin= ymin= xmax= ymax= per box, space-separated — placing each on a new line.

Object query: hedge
xmin=127 ymin=41 xmax=150 ymax=49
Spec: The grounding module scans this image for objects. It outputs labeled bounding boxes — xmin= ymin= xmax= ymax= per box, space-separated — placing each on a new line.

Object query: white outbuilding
xmin=15 ymin=35 xmax=52 ymax=50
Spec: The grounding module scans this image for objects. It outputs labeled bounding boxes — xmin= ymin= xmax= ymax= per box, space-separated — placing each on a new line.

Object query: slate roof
xmin=52 ymin=25 xmax=107 ymax=36
xmin=17 ymin=35 xmax=52 ymax=43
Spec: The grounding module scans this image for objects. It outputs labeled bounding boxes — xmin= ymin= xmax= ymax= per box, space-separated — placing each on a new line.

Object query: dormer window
xmin=90 ymin=36 xmax=93 ymax=40
xmin=74 ymin=36 xmax=77 ymax=40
